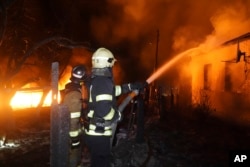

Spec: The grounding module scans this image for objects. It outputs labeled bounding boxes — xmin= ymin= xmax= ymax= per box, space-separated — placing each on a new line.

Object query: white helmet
xmin=92 ymin=47 xmax=116 ymax=68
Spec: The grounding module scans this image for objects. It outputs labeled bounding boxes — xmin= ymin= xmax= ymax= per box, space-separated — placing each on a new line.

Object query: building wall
xmin=189 ymin=39 xmax=250 ymax=125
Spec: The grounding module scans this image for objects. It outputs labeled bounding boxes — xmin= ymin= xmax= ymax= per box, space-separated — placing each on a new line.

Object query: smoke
xmin=168 ymin=0 xmax=250 ymax=87
xmin=88 ymin=0 xmax=250 ymax=82
xmin=179 ymin=1 xmax=250 ymax=81
xmin=200 ymin=1 xmax=250 ymax=51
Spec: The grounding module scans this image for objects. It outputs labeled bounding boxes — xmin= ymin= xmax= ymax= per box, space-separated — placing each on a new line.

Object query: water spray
xmin=117 ymin=47 xmax=201 ymax=112
xmin=146 ymin=47 xmax=200 ymax=84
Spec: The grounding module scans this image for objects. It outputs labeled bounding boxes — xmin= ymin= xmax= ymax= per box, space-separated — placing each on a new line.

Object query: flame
xmin=10 ymin=90 xmax=61 ymax=110
xmin=9 ymin=65 xmax=73 ymax=110
xmin=10 ymin=78 xmax=69 ymax=110
xmin=11 ymin=90 xmax=44 ymax=109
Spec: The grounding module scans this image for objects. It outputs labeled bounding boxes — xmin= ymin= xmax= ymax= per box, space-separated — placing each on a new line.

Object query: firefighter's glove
xmin=70 ymin=137 xmax=80 ymax=149
xmin=130 ymin=82 xmax=148 ymax=91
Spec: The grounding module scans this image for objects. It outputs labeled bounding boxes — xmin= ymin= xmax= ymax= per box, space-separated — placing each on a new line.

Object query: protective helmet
xmin=71 ymin=65 xmax=86 ymax=82
xmin=92 ymin=47 xmax=116 ymax=68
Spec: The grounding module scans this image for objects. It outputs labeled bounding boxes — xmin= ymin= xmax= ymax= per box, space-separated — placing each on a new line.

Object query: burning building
xmin=187 ymin=32 xmax=250 ymax=125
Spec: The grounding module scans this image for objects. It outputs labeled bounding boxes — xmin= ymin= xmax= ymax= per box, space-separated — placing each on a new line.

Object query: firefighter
xmin=62 ymin=65 xmax=88 ymax=167
xmin=84 ymin=47 xmax=146 ymax=167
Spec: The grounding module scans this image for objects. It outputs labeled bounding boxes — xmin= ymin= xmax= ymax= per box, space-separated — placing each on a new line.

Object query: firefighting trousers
xmin=85 ymin=135 xmax=111 ymax=167
xmin=69 ymin=146 xmax=81 ymax=167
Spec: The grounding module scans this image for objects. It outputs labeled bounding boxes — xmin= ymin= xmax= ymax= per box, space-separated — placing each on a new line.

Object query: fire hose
xmin=111 ymin=89 xmax=139 ymax=147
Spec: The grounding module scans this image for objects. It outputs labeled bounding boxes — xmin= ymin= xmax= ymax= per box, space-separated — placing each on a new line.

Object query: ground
xmin=0 ymin=107 xmax=250 ymax=167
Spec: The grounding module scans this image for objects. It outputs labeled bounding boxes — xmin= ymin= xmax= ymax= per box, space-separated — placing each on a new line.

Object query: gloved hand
xmin=130 ymin=81 xmax=148 ymax=90
xmin=71 ymin=137 xmax=80 ymax=149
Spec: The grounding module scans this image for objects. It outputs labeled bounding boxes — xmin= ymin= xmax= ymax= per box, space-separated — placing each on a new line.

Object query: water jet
xmin=146 ymin=47 xmax=201 ymax=84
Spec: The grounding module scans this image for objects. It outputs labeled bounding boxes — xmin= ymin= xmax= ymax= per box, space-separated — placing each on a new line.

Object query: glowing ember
xmin=0 ymin=135 xmax=20 ymax=149
xmin=0 ymin=136 xmax=5 ymax=147
xmin=0 ymin=141 xmax=20 ymax=149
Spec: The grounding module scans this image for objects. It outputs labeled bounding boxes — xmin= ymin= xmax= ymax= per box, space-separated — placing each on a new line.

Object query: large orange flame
xmin=10 ymin=78 xmax=70 ymax=110
xmin=10 ymin=90 xmax=61 ymax=110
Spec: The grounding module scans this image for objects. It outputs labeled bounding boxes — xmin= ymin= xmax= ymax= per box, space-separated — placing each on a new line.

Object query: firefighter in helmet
xmin=62 ymin=65 xmax=88 ymax=167
xmin=84 ymin=47 xmax=145 ymax=167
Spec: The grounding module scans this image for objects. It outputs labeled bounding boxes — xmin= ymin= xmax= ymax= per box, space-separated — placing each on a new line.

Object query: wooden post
xmin=50 ymin=62 xmax=70 ymax=167
xmin=50 ymin=62 xmax=59 ymax=167
xmin=57 ymin=104 xmax=70 ymax=167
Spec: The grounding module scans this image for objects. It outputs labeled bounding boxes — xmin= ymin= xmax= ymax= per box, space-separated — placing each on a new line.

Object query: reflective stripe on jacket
xmin=85 ymin=76 xmax=121 ymax=136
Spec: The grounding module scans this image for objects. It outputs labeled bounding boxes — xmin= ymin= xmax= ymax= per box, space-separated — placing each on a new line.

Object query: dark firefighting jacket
xmin=85 ymin=68 xmax=132 ymax=136
xmin=63 ymin=82 xmax=83 ymax=147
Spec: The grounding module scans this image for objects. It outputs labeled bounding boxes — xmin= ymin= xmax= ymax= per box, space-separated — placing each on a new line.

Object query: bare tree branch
xmin=6 ymin=36 xmax=91 ymax=81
